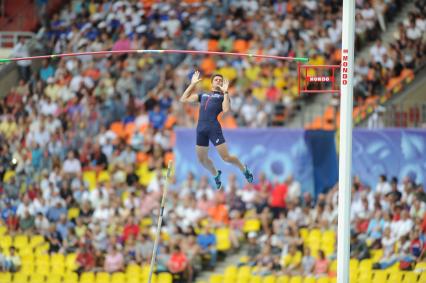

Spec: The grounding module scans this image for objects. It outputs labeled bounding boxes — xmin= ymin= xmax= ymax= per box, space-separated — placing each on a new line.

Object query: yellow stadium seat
xmin=210 ymin=274 xmax=224 ymax=283
xmin=111 ymin=272 xmax=126 ymax=283
xmin=12 ymin=272 xmax=28 ymax=283
xmin=350 ymin=271 xmax=358 ymax=282
xmin=0 ymin=225 xmax=7 ymax=236
xmin=359 ymin=259 xmax=373 ymax=272
xmin=157 ymin=272 xmax=172 ymax=283
xmin=216 ymin=227 xmax=231 ymax=252
xmin=401 ymin=272 xmax=417 ymax=283
xmin=419 ymin=272 xmax=426 ymax=283
xmin=329 ymin=260 xmax=337 ymax=273
xmin=19 ymin=263 xmax=34 ymax=276
xmin=236 ymin=278 xmax=249 ymax=283
xmin=35 ymin=262 xmax=50 ymax=276
xmin=36 ymin=253 xmax=49 ymax=263
xmin=65 ymin=253 xmax=77 ymax=272
xmin=34 ymin=243 xmax=49 ymax=255
xmin=1 ymin=235 xmax=12 ymax=249
xmin=373 ymin=270 xmax=388 ymax=282
xmin=83 ymin=170 xmax=97 ymax=190
xmin=243 ymin=219 xmax=261 ymax=233
xmin=358 ymin=271 xmax=372 ymax=283
xmin=18 ymin=246 xmax=33 ymax=257
xmin=126 ymin=264 xmax=141 ymax=275
xmin=250 ymin=275 xmax=262 ymax=283
xmin=68 ymin=207 xmax=80 ymax=220
xmin=371 ymin=249 xmax=384 ymax=262
xmin=0 ymin=272 xmax=12 ymax=283
xmin=276 ymin=275 xmax=289 ymax=283
xmin=3 ymin=170 xmax=16 ymax=182
xmin=51 ymin=253 xmax=65 ymax=264
xmin=317 ymin=278 xmax=329 ymax=283
xmin=303 ymin=277 xmax=315 ymax=283
xmin=387 ymin=271 xmax=403 ymax=283
xmin=80 ymin=272 xmax=95 ymax=283
xmin=126 ymin=275 xmax=141 ymax=283
xmin=47 ymin=273 xmax=63 ymax=283
xmin=13 ymin=235 xmax=28 ymax=250
xmin=95 ymin=272 xmax=110 ymax=283
xmin=237 ymin=266 xmax=252 ymax=280
xmin=415 ymin=262 xmax=426 ymax=270
xmin=263 ymin=275 xmax=276 ymax=283
xmin=63 ymin=272 xmax=78 ymax=283
xmin=29 ymin=235 xmax=45 ymax=247
xmin=350 ymin=259 xmax=359 ymax=272
xmin=30 ymin=273 xmax=45 ymax=283
xmin=224 ymin=265 xmax=238 ymax=283
xmin=308 ymin=229 xmax=321 ymax=242
xmin=299 ymin=228 xmax=309 ymax=241
xmin=97 ymin=170 xmax=110 ymax=183
xmin=142 ymin=273 xmax=157 ymax=283
xmin=289 ymin=276 xmax=302 ymax=283
xmin=357 ymin=278 xmax=372 ymax=283
xmin=322 ymin=230 xmax=335 ymax=243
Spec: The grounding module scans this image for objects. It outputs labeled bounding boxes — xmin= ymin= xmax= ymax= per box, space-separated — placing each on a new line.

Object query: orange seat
xmin=164 ymin=115 xmax=177 ymax=129
xmin=200 ymin=56 xmax=216 ymax=76
xmin=208 ymin=39 xmax=219 ymax=51
xmin=233 ymin=39 xmax=249 ymax=53
xmin=139 ymin=124 xmax=148 ymax=134
xmin=137 ymin=152 xmax=148 ymax=163
xmin=124 ymin=122 xmax=136 ymax=136
xmin=164 ymin=152 xmax=174 ymax=166
xmin=110 ymin=122 xmax=124 ymax=137
xmin=399 ymin=68 xmax=415 ymax=83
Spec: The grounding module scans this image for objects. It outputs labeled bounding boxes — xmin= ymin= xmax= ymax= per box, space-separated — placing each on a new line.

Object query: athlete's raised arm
xmin=180 ymin=70 xmax=202 ymax=103
xmin=219 ymin=78 xmax=230 ymax=113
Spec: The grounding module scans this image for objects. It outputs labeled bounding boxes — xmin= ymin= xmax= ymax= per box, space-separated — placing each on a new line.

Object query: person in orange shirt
xmin=208 ymin=198 xmax=229 ymax=225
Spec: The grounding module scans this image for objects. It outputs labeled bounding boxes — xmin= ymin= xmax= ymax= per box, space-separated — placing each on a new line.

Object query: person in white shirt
xmin=286 ymin=175 xmax=301 ymax=203
xmin=370 ymin=40 xmax=387 ymax=63
xmin=393 ymin=210 xmax=414 ymax=240
xmin=375 ymin=174 xmax=391 ymax=195
xmin=11 ymin=37 xmax=31 ymax=82
xmin=62 ymin=151 xmax=82 ymax=176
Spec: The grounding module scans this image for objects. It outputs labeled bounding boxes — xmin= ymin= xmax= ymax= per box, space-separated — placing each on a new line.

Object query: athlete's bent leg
xmin=196 ymin=145 xmax=217 ymax=176
xmin=215 ymin=143 xmax=244 ymax=171
xmin=216 ymin=143 xmax=253 ymax=183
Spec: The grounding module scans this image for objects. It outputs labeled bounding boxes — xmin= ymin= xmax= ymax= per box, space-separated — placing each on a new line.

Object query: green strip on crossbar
xmin=295 ymin=57 xmax=309 ymax=63
xmin=0 ymin=58 xmax=11 ymax=63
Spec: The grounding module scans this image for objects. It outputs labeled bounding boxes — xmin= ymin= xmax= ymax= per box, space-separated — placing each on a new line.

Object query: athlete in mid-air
xmin=180 ymin=70 xmax=253 ymax=189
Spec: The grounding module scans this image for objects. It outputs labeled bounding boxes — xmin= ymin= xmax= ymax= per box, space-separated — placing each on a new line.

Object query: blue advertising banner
xmin=352 ymin=129 xmax=426 ymax=189
xmin=174 ymin=128 xmax=317 ymax=195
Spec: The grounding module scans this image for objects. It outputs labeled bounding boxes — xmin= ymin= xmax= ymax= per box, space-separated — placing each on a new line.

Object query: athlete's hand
xmin=219 ymin=79 xmax=229 ymax=93
xmin=191 ymin=70 xmax=202 ymax=85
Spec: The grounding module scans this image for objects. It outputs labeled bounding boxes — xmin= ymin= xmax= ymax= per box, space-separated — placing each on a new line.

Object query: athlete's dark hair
xmin=210 ymin=73 xmax=223 ymax=82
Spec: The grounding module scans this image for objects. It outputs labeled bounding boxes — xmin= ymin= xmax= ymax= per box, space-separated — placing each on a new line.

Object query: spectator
xmin=104 ymin=245 xmax=125 ymax=273
xmin=313 ymin=250 xmax=329 ymax=277
xmin=167 ymin=244 xmax=189 ymax=281
xmin=197 ymin=226 xmax=217 ymax=269
xmin=3 ymin=247 xmax=21 ymax=272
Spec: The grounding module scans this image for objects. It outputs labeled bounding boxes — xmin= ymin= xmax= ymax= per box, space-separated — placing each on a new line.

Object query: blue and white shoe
xmin=243 ymin=165 xmax=253 ymax=183
xmin=214 ymin=170 xmax=222 ymax=190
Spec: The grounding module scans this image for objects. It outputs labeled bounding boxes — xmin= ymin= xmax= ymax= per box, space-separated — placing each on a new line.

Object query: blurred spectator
xmin=3 ymin=247 xmax=21 ymax=272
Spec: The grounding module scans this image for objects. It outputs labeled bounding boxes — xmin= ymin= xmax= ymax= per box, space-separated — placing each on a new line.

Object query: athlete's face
xmin=211 ymin=76 xmax=223 ymax=91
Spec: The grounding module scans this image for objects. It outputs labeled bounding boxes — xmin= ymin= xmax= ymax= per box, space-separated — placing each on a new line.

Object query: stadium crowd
xmin=0 ymin=0 xmax=425 ymax=282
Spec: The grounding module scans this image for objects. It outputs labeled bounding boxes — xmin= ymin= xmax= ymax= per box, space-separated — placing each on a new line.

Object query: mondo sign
xmin=341 ymin=49 xmax=349 ymax=85
xmin=308 ymin=76 xmax=332 ymax=82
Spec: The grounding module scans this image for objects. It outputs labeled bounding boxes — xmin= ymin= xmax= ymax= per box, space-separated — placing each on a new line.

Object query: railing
xmin=350 ymin=102 xmax=426 ymax=128
xmin=0 ymin=31 xmax=35 ymax=48
xmin=0 ymin=0 xmax=4 ymax=17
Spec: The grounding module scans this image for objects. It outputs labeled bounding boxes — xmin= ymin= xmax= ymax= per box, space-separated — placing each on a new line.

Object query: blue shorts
xmin=196 ymin=121 xmax=226 ymax=147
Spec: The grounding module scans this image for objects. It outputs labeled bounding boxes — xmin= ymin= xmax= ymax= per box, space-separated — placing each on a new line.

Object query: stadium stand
xmin=0 ymin=0 xmax=425 ymax=283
